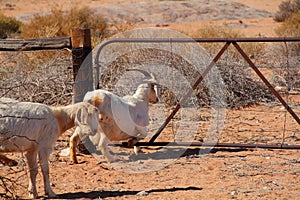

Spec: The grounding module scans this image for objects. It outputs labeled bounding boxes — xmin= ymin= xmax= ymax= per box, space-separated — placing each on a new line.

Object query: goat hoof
xmin=28 ymin=192 xmax=38 ymax=199
xmin=69 ymin=160 xmax=78 ymax=165
xmin=134 ymin=149 xmax=144 ymax=155
xmin=127 ymin=140 xmax=136 ymax=147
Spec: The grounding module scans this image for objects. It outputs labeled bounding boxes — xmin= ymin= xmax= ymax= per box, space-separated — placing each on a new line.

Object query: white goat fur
xmin=0 ymin=98 xmax=99 ymax=198
xmin=77 ymin=69 xmax=160 ymax=163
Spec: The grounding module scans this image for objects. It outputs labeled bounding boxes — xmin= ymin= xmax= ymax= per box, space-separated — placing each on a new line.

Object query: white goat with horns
xmin=0 ymin=98 xmax=99 ymax=199
xmin=70 ymin=68 xmax=160 ymax=163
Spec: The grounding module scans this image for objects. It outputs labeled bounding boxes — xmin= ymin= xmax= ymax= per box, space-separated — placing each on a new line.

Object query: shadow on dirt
xmin=57 ymin=186 xmax=202 ymax=199
xmin=128 ymin=147 xmax=248 ymax=161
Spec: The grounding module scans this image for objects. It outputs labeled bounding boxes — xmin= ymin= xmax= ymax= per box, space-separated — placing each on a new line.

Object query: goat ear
xmin=75 ymin=106 xmax=88 ymax=125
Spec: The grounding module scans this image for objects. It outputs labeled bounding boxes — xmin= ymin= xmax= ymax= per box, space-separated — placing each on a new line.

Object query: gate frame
xmin=94 ymin=37 xmax=300 ymax=150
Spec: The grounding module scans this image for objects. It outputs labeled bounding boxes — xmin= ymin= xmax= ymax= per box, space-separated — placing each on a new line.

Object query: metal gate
xmin=94 ymin=37 xmax=300 ymax=150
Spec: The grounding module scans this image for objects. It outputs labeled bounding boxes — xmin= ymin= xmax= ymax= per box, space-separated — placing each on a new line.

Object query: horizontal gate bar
xmin=95 ymin=37 xmax=300 ymax=64
xmin=112 ymin=142 xmax=300 ymax=150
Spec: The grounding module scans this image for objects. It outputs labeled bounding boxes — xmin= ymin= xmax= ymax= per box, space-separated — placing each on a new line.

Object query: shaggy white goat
xmin=0 ymin=98 xmax=99 ymax=198
xmin=71 ymin=69 xmax=160 ymax=163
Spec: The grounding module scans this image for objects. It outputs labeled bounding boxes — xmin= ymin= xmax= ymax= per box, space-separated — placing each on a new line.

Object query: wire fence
xmin=0 ymin=50 xmax=73 ymax=105
xmin=1 ymin=36 xmax=300 ymax=199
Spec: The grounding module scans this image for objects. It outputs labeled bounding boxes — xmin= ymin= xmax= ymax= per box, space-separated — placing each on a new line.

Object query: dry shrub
xmin=192 ymin=26 xmax=265 ymax=59
xmin=14 ymin=6 xmax=108 ymax=77
xmin=276 ymin=9 xmax=300 ymax=37
xmin=275 ymin=9 xmax=300 ymax=55
xmin=273 ymin=0 xmax=300 ymax=22
xmin=1 ymin=6 xmax=109 ymax=104
xmin=0 ymin=50 xmax=73 ymax=105
xmin=21 ymin=6 xmax=107 ymax=40
xmin=0 ymin=14 xmax=22 ymax=38
xmin=0 ymin=174 xmax=26 ymax=199
xmin=98 ymin=48 xmax=274 ymax=109
xmin=274 ymin=8 xmax=300 ymax=89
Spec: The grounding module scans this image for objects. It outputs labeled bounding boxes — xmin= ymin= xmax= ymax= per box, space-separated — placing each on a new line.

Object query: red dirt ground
xmin=1 ymin=0 xmax=300 ymax=199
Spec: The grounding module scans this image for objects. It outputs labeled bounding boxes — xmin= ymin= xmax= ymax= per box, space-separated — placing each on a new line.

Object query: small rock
xmin=263 ymin=186 xmax=272 ymax=191
xmin=137 ymin=191 xmax=149 ymax=196
xmin=59 ymin=148 xmax=70 ymax=157
xmin=272 ymin=181 xmax=279 ymax=186
xmin=137 ymin=160 xmax=144 ymax=164
xmin=231 ymin=190 xmax=238 ymax=195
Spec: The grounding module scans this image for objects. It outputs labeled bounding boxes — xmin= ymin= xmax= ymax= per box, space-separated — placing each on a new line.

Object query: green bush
xmin=274 ymin=0 xmax=300 ymax=22
xmin=0 ymin=14 xmax=22 ymax=38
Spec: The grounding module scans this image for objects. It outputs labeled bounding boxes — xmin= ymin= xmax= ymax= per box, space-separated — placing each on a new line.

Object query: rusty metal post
xmin=71 ymin=28 xmax=93 ymax=103
xmin=149 ymin=42 xmax=231 ymax=143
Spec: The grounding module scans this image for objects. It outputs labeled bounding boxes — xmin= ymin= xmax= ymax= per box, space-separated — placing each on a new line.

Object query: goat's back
xmin=0 ymin=100 xmax=59 ymax=152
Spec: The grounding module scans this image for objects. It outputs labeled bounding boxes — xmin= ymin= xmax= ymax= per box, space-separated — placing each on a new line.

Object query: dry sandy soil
xmin=1 ymin=0 xmax=300 ymax=200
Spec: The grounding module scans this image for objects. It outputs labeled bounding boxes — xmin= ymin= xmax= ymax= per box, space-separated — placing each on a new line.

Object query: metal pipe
xmin=113 ymin=142 xmax=300 ymax=150
xmin=95 ymin=37 xmax=300 ymax=66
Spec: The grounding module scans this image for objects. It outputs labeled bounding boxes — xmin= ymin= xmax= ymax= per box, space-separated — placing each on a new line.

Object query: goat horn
xmin=126 ymin=68 xmax=151 ymax=77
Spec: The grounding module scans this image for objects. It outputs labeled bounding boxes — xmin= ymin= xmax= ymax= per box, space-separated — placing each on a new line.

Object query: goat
xmin=0 ymin=98 xmax=99 ymax=198
xmin=74 ymin=68 xmax=160 ymax=163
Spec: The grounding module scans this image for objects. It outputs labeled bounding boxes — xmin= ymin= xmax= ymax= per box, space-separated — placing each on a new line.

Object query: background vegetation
xmin=20 ymin=6 xmax=107 ymax=44
xmin=0 ymin=13 xmax=21 ymax=39
xmin=0 ymin=1 xmax=300 ymax=108
xmin=273 ymin=0 xmax=300 ymax=22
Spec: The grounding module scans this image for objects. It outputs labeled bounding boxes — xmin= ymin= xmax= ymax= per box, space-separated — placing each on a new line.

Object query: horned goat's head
xmin=126 ymin=68 xmax=161 ymax=103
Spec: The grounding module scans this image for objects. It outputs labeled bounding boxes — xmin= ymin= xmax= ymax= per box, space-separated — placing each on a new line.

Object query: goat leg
xmin=69 ymin=127 xmax=81 ymax=164
xmin=98 ymin=133 xmax=115 ymax=163
xmin=39 ymin=149 xmax=56 ymax=198
xmin=25 ymin=151 xmax=38 ymax=199
xmin=127 ymin=137 xmax=143 ymax=155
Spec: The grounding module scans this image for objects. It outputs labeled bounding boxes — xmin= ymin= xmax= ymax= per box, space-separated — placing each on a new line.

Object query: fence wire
xmin=0 ymin=50 xmax=73 ymax=105
xmin=0 ymin=39 xmax=299 ymax=147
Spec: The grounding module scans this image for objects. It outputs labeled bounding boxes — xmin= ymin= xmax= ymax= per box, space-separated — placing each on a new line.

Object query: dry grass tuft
xmin=20 ymin=6 xmax=107 ymax=41
xmin=192 ymin=26 xmax=265 ymax=59
xmin=273 ymin=0 xmax=300 ymax=22
xmin=0 ymin=14 xmax=22 ymax=38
